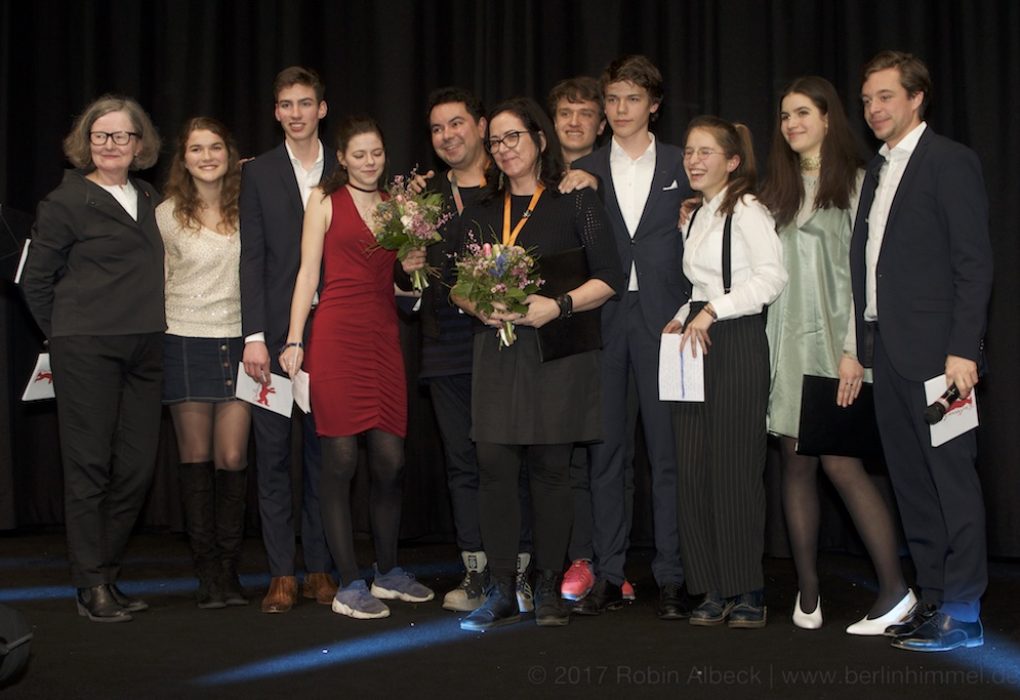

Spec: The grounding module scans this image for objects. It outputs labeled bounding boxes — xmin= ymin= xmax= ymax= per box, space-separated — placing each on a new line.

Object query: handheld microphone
xmin=924 ymin=384 xmax=961 ymax=425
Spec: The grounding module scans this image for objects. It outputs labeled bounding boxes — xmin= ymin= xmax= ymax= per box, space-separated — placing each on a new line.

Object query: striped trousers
xmin=672 ymin=313 xmax=769 ymax=597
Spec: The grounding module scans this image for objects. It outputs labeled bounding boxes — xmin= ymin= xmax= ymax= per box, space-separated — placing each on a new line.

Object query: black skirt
xmin=471 ymin=326 xmax=602 ymax=445
xmin=162 ymin=334 xmax=242 ymax=404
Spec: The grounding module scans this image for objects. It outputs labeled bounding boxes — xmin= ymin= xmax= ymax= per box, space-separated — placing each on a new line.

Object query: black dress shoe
xmin=891 ymin=612 xmax=983 ymax=652
xmin=76 ymin=585 xmax=133 ymax=623
xmin=657 ymin=582 xmax=692 ymax=620
xmin=108 ymin=583 xmax=149 ymax=612
xmin=884 ymin=601 xmax=937 ymax=637
xmin=573 ymin=579 xmax=624 ymax=616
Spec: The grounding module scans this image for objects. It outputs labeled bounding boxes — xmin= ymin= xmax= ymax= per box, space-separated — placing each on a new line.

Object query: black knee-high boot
xmin=179 ymin=461 xmax=225 ymax=609
xmin=215 ymin=468 xmax=249 ymax=606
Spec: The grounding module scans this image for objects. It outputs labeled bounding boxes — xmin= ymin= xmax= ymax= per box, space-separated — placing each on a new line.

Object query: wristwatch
xmin=556 ymin=294 xmax=573 ymax=319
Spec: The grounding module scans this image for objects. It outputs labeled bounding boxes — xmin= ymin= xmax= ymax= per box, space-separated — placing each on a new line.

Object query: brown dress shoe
xmin=303 ymin=572 xmax=339 ymax=605
xmin=261 ymin=576 xmax=298 ymax=613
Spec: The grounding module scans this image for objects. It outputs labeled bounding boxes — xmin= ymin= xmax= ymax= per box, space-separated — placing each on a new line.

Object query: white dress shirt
xmin=285 ymin=139 xmax=325 ymax=211
xmin=675 ymin=188 xmax=787 ymax=321
xmin=610 ymin=134 xmax=656 ymax=291
xmin=864 ymin=121 xmax=927 ymax=321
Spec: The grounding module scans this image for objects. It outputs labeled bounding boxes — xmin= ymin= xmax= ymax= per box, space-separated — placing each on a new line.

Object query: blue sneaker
xmin=332 ymin=580 xmax=390 ymax=619
xmin=370 ymin=565 xmax=435 ymax=603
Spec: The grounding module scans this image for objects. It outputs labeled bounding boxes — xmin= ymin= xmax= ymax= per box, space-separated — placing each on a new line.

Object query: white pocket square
xmin=663 ymin=180 xmax=679 ymax=191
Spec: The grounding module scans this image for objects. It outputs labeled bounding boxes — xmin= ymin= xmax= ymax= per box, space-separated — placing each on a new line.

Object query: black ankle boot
xmin=215 ymin=468 xmax=249 ymax=606
xmin=534 ymin=570 xmax=570 ymax=627
xmin=179 ymin=462 xmax=224 ymax=609
xmin=460 ymin=576 xmax=519 ymax=631
xmin=76 ymin=584 xmax=132 ymax=623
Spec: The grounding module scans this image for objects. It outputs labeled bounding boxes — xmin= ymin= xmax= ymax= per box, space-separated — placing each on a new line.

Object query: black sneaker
xmin=460 ymin=577 xmax=520 ymax=631
xmin=534 ymin=570 xmax=570 ymax=627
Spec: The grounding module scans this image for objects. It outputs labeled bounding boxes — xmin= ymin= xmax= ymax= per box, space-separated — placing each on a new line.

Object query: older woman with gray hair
xmin=21 ymin=94 xmax=164 ymax=623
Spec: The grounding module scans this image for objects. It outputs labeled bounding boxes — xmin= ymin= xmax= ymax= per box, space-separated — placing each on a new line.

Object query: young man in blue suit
xmin=571 ymin=56 xmax=692 ymax=619
xmin=851 ymin=50 xmax=993 ymax=651
xmin=239 ymin=66 xmax=339 ymax=613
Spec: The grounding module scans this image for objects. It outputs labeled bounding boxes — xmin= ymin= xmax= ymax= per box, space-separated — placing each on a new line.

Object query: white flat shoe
xmin=792 ymin=592 xmax=822 ymax=629
xmin=846 ymin=589 xmax=917 ymax=636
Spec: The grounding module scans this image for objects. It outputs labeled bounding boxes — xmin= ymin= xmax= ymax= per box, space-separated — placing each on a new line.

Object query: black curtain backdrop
xmin=2 ymin=0 xmax=1018 ymax=555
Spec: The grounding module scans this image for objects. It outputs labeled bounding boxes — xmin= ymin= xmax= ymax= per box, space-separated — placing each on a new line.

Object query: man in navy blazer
xmin=851 ymin=51 xmax=993 ymax=651
xmin=239 ymin=66 xmax=339 ymax=613
xmin=571 ymin=56 xmax=691 ymax=619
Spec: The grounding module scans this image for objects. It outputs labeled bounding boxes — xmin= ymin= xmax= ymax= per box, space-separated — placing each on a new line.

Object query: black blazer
xmin=850 ymin=127 xmax=993 ymax=381
xmin=238 ymin=142 xmax=339 ymax=354
xmin=573 ymin=140 xmax=692 ymax=338
xmin=21 ymin=169 xmax=165 ymax=338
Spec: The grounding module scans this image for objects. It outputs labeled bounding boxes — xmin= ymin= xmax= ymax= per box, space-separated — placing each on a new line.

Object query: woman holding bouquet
xmin=452 ymin=97 xmax=624 ymax=630
xmin=280 ymin=115 xmax=433 ymax=620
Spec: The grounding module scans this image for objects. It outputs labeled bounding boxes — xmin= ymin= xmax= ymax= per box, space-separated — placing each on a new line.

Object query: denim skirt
xmin=162 ymin=334 xmax=242 ymax=404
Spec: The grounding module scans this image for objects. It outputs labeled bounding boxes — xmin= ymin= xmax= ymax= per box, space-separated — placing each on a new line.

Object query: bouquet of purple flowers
xmin=371 ymin=172 xmax=452 ymax=291
xmin=452 ymin=237 xmax=543 ymax=347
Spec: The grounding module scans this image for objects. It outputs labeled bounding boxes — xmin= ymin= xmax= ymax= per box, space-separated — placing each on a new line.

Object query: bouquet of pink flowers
xmin=452 ymin=236 xmax=543 ymax=347
xmin=371 ymin=172 xmax=452 ymax=291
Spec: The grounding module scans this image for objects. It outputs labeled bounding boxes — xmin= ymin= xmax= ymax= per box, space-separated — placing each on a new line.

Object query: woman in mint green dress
xmin=760 ymin=76 xmax=911 ymax=635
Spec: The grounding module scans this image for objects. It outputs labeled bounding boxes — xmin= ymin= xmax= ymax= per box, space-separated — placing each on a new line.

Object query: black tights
xmin=779 ymin=437 xmax=907 ymax=617
xmin=319 ymin=430 xmax=404 ymax=587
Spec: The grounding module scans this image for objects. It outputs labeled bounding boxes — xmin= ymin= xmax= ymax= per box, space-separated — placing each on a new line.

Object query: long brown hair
xmin=684 ymin=116 xmax=757 ymax=217
xmin=759 ymin=77 xmax=863 ymax=228
xmin=163 ymin=117 xmax=240 ymax=234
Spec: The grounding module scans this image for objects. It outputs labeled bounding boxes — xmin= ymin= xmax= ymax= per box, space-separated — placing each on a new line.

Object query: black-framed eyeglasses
xmin=485 ymin=130 xmax=537 ymax=152
xmin=89 ymin=131 xmax=140 ymax=146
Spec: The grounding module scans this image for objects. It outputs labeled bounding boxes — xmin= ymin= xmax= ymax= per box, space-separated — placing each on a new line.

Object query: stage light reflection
xmin=192 ymin=617 xmax=526 ymax=686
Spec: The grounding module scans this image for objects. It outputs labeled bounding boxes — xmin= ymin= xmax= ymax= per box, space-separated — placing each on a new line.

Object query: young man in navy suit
xmin=239 ymin=66 xmax=339 ymax=613
xmin=571 ymin=56 xmax=691 ymax=619
xmin=851 ymin=50 xmax=993 ymax=651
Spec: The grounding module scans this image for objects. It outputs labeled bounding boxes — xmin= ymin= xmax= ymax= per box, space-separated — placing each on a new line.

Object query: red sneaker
xmin=621 ymin=580 xmax=636 ymax=601
xmin=560 ymin=559 xmax=595 ymax=600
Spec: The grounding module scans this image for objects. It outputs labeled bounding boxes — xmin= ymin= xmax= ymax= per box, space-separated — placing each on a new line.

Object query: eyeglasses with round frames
xmin=683 ymin=147 xmax=726 ymax=161
xmin=89 ymin=131 xmax=140 ymax=146
xmin=485 ymin=130 xmax=537 ymax=153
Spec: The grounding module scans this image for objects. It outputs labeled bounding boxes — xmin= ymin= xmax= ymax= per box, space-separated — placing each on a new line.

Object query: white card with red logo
xmin=924 ymin=374 xmax=979 ymax=447
xmin=22 ymin=352 xmax=55 ymax=401
xmin=235 ymin=363 xmax=293 ymax=417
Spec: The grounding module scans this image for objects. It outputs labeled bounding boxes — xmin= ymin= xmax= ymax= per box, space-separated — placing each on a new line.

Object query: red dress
xmin=306 ymin=187 xmax=406 ymax=438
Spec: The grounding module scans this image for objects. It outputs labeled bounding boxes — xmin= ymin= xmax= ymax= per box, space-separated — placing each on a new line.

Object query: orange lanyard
xmin=501 ymin=184 xmax=544 ymax=246
xmin=450 ymin=172 xmax=486 ymax=215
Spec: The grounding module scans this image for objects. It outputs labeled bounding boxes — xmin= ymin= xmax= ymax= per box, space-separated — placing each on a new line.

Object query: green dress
xmin=766 ymin=186 xmax=859 ymax=438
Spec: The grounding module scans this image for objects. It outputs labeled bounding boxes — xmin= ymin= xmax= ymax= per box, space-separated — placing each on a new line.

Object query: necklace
xmin=347 ymin=182 xmax=379 ymax=193
xmin=800 ymin=154 xmax=821 ymax=172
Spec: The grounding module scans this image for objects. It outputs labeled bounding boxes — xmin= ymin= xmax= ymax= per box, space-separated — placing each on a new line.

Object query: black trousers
xmin=476 ymin=442 xmax=572 ymax=577
xmin=49 ymin=333 xmax=163 ymax=587
xmin=873 ymin=329 xmax=986 ymax=621
xmin=673 ymin=315 xmax=768 ymax=597
xmin=251 ymin=407 xmax=332 ymax=576
xmin=428 ymin=373 xmax=483 ymax=552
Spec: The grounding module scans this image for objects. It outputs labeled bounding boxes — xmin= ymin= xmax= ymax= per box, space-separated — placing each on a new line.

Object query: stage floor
xmin=1 ymin=531 xmax=1018 ymax=699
